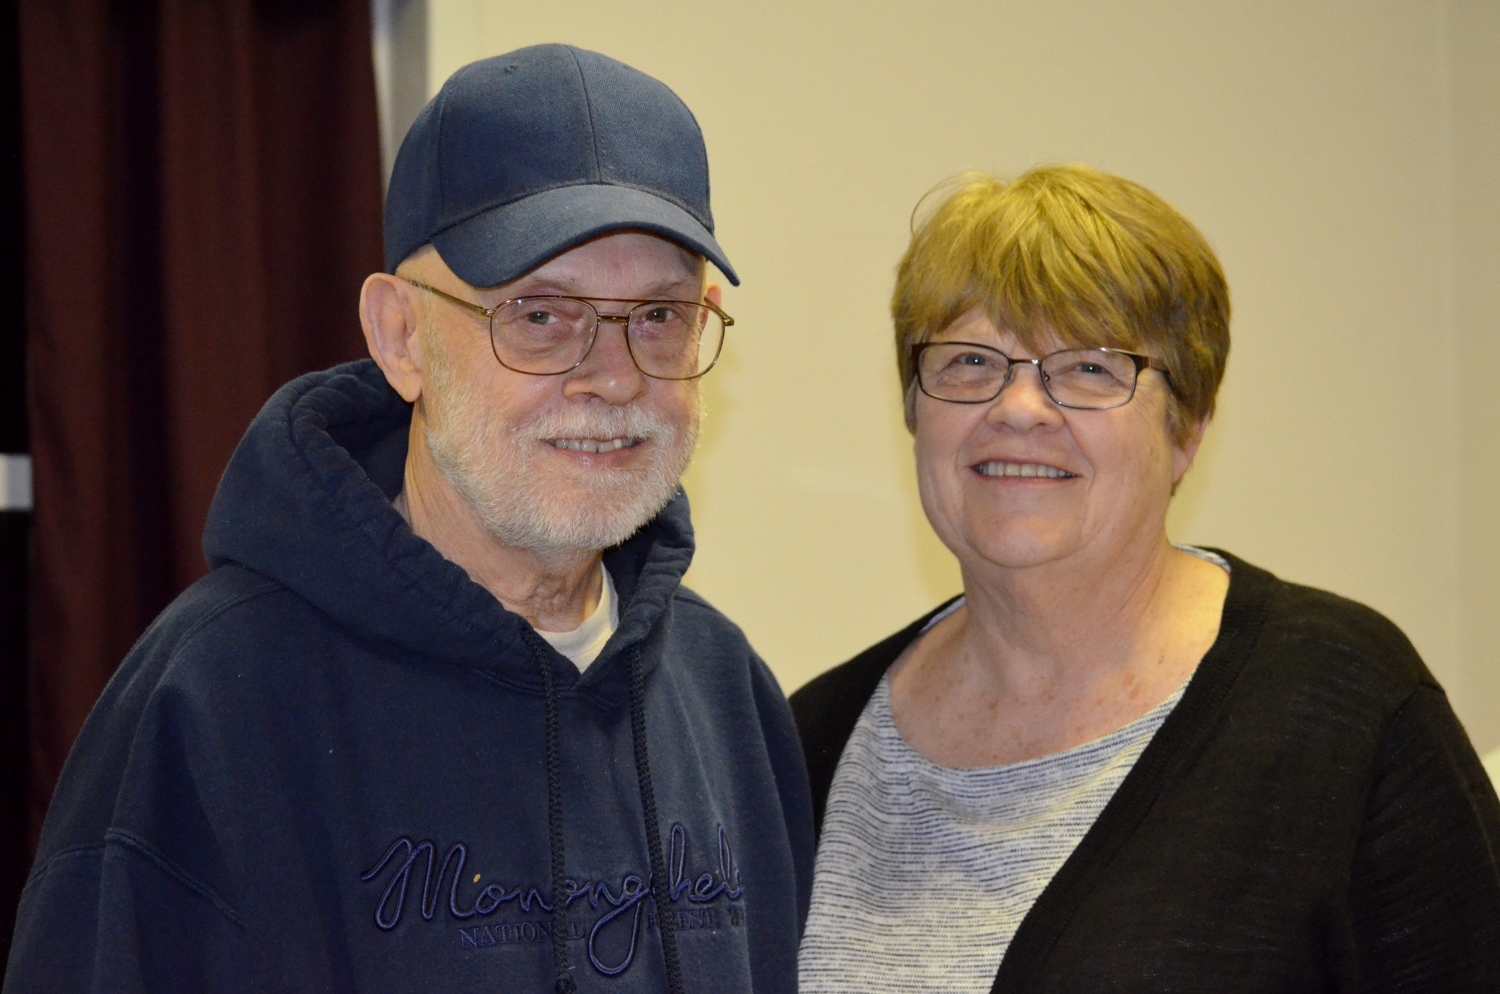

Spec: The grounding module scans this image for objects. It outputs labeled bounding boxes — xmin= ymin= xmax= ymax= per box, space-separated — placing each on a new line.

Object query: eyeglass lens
xmin=917 ymin=343 xmax=1142 ymax=409
xmin=490 ymin=298 xmax=724 ymax=379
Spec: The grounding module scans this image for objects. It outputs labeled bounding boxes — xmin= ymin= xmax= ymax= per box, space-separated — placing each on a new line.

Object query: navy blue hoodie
xmin=5 ymin=361 xmax=815 ymax=993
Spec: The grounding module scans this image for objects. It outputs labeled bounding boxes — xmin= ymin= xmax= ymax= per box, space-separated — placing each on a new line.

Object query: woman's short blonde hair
xmin=892 ymin=165 xmax=1230 ymax=443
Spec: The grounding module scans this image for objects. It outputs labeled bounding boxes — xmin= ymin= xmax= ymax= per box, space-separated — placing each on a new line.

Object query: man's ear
xmin=360 ymin=273 xmax=425 ymax=403
xmin=705 ymin=282 xmax=723 ymax=309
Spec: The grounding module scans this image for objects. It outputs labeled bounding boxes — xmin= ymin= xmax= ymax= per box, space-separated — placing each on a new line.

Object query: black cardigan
xmin=790 ymin=552 xmax=1500 ymax=993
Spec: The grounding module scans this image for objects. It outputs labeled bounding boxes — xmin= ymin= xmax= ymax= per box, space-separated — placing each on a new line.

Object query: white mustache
xmin=516 ymin=405 xmax=674 ymax=442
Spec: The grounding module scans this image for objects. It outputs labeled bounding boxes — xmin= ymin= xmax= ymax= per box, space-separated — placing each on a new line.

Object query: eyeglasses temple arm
xmin=402 ymin=278 xmax=496 ymax=318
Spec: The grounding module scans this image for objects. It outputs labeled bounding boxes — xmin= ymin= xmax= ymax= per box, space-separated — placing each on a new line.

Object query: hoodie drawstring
xmin=521 ymin=628 xmax=577 ymax=994
xmin=628 ymin=644 xmax=686 ymax=994
xmin=522 ymin=634 xmax=685 ymax=994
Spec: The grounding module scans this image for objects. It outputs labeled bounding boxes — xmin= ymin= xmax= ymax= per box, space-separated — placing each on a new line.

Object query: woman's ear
xmin=1172 ymin=414 xmax=1212 ymax=485
xmin=360 ymin=273 xmax=426 ymax=403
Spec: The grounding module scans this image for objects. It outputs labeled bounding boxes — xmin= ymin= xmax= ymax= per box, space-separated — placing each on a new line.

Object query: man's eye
xmin=523 ymin=310 xmax=555 ymax=325
xmin=640 ymin=304 xmax=694 ymax=327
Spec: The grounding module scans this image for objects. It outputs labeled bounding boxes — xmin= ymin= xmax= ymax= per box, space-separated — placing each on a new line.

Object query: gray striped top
xmin=797 ymin=653 xmax=1186 ymax=993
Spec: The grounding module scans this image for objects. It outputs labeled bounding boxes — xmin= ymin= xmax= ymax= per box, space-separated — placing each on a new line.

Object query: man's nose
xmin=562 ymin=315 xmax=647 ymax=404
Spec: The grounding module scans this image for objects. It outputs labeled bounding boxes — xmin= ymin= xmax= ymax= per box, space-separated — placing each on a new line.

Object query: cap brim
xmin=430 ymin=184 xmax=739 ymax=288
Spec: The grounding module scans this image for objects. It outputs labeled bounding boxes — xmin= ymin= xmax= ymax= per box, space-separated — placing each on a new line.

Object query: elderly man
xmin=6 ymin=46 xmax=812 ymax=994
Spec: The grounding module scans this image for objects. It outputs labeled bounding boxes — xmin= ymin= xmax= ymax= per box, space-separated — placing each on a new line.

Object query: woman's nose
xmin=986 ymin=360 xmax=1061 ymax=426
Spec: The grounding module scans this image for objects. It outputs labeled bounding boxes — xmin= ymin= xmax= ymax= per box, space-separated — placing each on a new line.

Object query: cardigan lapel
xmin=990 ymin=553 xmax=1275 ymax=992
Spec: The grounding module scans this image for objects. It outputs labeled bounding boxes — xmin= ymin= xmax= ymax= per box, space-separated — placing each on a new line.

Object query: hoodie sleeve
xmin=748 ymin=653 xmax=816 ymax=933
xmin=6 ymin=836 xmax=251 ymax=994
xmin=5 ymin=609 xmax=255 ymax=994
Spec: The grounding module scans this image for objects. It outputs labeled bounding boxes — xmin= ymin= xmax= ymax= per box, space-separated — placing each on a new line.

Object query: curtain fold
xmin=19 ymin=0 xmax=384 ymax=852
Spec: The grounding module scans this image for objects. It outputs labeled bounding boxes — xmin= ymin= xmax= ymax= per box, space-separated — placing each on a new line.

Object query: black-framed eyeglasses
xmin=913 ymin=341 xmax=1171 ymax=410
xmin=404 ymin=279 xmax=733 ymax=380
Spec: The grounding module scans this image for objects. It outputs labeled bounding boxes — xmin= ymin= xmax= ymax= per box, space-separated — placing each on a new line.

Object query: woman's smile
xmin=971 ymin=460 xmax=1077 ymax=479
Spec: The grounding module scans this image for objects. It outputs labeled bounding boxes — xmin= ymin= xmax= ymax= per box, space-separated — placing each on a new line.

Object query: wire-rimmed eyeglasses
xmin=404 ymin=279 xmax=733 ymax=380
xmin=913 ymin=341 xmax=1171 ymax=410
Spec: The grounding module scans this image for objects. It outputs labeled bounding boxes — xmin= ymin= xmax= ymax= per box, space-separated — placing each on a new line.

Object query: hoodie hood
xmin=202 ymin=359 xmax=696 ymax=687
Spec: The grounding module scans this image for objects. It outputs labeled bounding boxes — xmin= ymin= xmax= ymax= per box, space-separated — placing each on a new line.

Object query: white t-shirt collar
xmin=535 ymin=565 xmax=619 ymax=671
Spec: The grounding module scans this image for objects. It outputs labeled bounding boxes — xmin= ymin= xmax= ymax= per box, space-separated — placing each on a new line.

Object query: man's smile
xmin=545 ymin=437 xmax=644 ymax=454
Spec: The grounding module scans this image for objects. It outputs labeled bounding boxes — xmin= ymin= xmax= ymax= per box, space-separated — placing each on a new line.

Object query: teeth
xmin=976 ymin=461 xmax=1073 ymax=479
xmin=549 ymin=438 xmax=637 ymax=453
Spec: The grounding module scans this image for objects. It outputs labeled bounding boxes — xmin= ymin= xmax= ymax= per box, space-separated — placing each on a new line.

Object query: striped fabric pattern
xmin=798 ymin=673 xmax=1184 ymax=993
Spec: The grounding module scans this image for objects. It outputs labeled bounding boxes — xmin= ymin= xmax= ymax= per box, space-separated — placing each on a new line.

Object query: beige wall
xmin=1451 ymin=1 xmax=1500 ymax=754
xmin=424 ymin=1 xmax=1500 ymax=750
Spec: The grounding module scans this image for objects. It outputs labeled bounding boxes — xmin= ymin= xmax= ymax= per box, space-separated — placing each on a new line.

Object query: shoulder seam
xmin=157 ymin=571 xmax=283 ymax=666
xmin=673 ymin=587 xmax=713 ymax=610
xmin=1371 ymin=681 xmax=1429 ymax=751
xmin=104 ymin=827 xmax=245 ymax=929
xmin=23 ymin=842 xmax=106 ymax=894
xmin=670 ymin=586 xmax=735 ymax=622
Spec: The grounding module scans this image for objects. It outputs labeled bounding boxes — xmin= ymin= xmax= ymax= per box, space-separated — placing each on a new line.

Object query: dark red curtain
xmin=0 ymin=0 xmax=28 ymax=966
xmin=14 ymin=0 xmax=384 ymax=938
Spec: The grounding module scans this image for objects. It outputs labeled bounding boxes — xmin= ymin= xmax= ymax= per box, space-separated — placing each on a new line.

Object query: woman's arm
xmin=1345 ymin=682 xmax=1500 ymax=991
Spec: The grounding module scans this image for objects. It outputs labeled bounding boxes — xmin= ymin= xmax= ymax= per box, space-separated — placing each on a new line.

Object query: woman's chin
xmin=955 ymin=523 xmax=1081 ymax=572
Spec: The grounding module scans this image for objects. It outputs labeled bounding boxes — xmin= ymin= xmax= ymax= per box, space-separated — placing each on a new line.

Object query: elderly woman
xmin=792 ymin=165 xmax=1500 ymax=992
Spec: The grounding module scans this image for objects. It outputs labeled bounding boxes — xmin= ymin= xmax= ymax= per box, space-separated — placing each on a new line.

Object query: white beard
xmin=422 ymin=346 xmax=700 ymax=556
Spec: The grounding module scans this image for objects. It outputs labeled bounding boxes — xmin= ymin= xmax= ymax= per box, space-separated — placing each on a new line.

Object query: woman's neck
xmin=959 ymin=533 xmax=1177 ymax=675
xmin=888 ymin=539 xmax=1228 ymax=768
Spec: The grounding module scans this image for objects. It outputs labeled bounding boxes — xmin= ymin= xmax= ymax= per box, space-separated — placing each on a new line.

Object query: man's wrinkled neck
xmin=395 ymin=415 xmax=602 ymax=633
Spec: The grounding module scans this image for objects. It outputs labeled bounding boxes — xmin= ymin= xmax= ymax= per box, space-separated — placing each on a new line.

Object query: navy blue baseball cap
xmin=384 ymin=44 xmax=738 ymax=287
